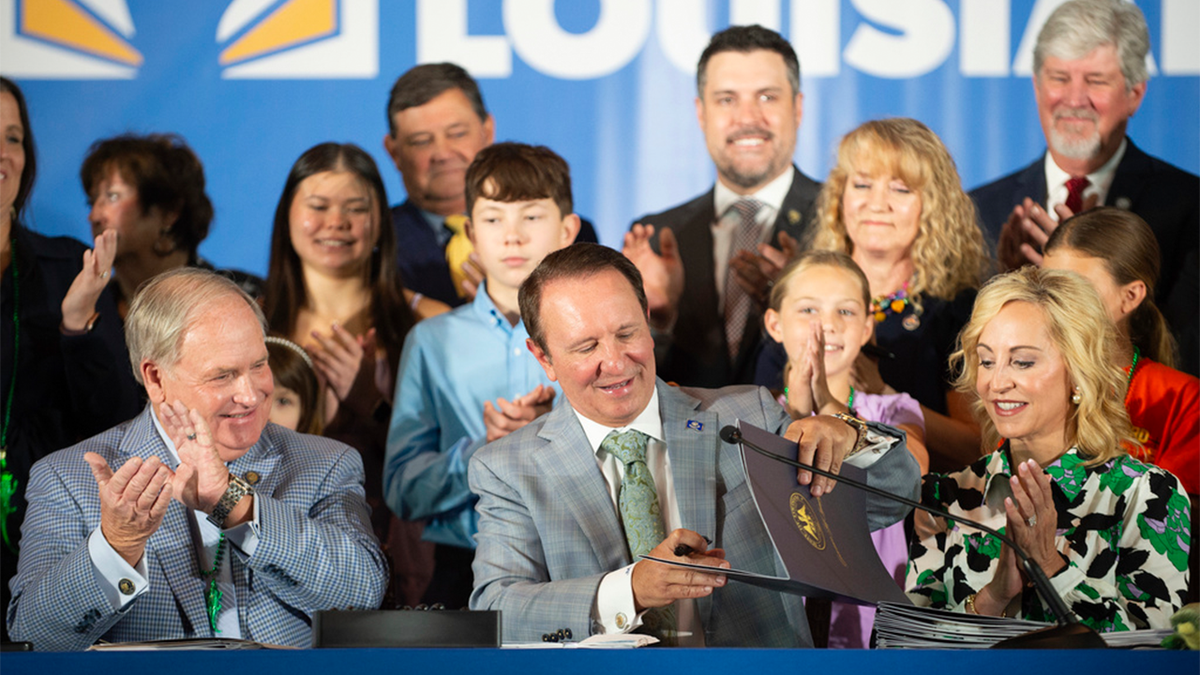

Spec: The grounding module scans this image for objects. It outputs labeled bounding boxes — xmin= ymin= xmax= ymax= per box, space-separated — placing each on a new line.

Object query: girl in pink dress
xmin=764 ymin=250 xmax=928 ymax=648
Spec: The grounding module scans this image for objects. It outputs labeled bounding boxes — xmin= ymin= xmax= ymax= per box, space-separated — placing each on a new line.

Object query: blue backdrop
xmin=5 ymin=0 xmax=1198 ymax=278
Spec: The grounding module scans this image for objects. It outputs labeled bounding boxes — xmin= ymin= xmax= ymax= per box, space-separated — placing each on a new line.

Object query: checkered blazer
xmin=6 ymin=406 xmax=387 ymax=651
xmin=468 ymin=380 xmax=919 ymax=646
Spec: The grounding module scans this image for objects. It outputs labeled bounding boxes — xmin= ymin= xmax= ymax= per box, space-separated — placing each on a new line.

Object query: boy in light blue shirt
xmin=385 ymin=143 xmax=581 ymax=608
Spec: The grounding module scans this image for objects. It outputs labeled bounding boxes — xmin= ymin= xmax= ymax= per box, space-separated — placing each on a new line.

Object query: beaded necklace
xmin=202 ymin=533 xmax=228 ymax=633
xmin=870 ymin=281 xmax=909 ymax=323
xmin=1 ymin=242 xmax=19 ymax=555
xmin=1123 ymin=346 xmax=1141 ymax=402
xmin=782 ymin=385 xmax=856 ymax=413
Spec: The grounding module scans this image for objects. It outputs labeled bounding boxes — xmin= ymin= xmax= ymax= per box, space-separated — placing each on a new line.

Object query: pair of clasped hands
xmin=974 ymin=457 xmax=1066 ymax=616
xmin=629 ymin=413 xmax=858 ymax=613
xmin=997 ymin=195 xmax=1097 ymax=271
xmin=82 ymin=402 xmax=237 ymax=568
xmin=622 ymin=224 xmax=801 ymax=328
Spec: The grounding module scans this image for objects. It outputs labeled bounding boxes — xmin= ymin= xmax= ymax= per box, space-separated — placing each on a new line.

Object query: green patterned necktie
xmin=602 ymin=429 xmax=676 ymax=643
xmin=602 ymin=429 xmax=664 ymax=558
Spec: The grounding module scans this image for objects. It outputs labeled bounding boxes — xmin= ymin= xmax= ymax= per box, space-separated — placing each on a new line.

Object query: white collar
xmin=573 ymin=387 xmax=664 ymax=457
xmin=1044 ymin=137 xmax=1126 ymax=194
xmin=713 ymin=165 xmax=795 ymax=219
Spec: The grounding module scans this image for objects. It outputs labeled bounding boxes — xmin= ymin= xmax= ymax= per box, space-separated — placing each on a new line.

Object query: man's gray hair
xmin=1033 ymin=0 xmax=1150 ymax=89
xmin=125 ymin=267 xmax=267 ymax=384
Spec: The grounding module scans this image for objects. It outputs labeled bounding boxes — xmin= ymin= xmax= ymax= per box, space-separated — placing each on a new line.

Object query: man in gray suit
xmin=7 ymin=268 xmax=386 ymax=650
xmin=468 ymin=244 xmax=919 ymax=646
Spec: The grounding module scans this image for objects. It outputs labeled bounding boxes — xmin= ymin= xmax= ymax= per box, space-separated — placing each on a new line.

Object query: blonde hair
xmin=769 ymin=250 xmax=871 ymax=312
xmin=950 ymin=267 xmax=1133 ymax=465
xmin=809 ymin=118 xmax=991 ymax=309
xmin=769 ymin=251 xmax=871 ymax=387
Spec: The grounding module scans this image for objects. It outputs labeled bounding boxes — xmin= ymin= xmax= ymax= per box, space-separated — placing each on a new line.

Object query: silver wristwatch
xmin=207 ymin=472 xmax=254 ymax=528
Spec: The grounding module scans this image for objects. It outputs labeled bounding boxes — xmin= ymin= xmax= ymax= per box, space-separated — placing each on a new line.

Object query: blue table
xmin=3 ymin=648 xmax=1196 ymax=674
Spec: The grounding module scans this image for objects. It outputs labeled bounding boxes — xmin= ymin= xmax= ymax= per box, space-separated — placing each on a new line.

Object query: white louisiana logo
xmin=217 ymin=0 xmax=377 ymax=79
xmin=0 ymin=0 xmax=143 ymax=79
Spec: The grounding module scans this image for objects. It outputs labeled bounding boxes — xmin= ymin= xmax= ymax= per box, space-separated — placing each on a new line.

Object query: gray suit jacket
xmin=467 ymin=380 xmax=919 ymax=646
xmin=7 ymin=406 xmax=388 ymax=651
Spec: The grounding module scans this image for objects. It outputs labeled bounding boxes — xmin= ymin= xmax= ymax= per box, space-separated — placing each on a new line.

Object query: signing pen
xmin=673 ymin=535 xmax=713 ymax=557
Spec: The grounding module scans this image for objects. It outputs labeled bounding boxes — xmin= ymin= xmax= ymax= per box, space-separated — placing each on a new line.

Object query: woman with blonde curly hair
xmin=801 ymin=117 xmax=990 ymax=470
xmin=907 ymin=267 xmax=1190 ymax=631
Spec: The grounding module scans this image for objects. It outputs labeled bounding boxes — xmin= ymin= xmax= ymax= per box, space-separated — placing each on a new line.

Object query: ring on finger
xmin=1026 ymin=513 xmax=1037 ymax=527
xmin=186 ymin=433 xmax=197 ymax=441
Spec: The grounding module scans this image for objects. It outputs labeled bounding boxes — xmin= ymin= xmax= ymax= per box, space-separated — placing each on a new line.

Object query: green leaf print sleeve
xmin=1047 ymin=460 xmax=1191 ymax=632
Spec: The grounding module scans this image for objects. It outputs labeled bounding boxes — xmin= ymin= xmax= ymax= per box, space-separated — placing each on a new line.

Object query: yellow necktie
xmin=444 ymin=214 xmax=473 ymax=299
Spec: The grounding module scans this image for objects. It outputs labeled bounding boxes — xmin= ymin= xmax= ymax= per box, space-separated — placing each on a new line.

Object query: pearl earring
xmin=1071 ymin=388 xmax=1082 ymax=405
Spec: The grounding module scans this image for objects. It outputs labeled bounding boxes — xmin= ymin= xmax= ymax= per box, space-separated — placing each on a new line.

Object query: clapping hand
xmin=997 ymin=196 xmax=1097 ymax=270
xmin=308 ymin=325 xmax=386 ymax=419
xmin=483 ymin=384 xmax=556 ymax=442
xmin=83 ymin=450 xmax=173 ymax=567
xmin=623 ymin=224 xmax=684 ymax=330
xmin=61 ymin=230 xmax=116 ymax=332
xmin=159 ymin=401 xmax=229 ymax=513
xmin=730 ymin=231 xmax=800 ymax=309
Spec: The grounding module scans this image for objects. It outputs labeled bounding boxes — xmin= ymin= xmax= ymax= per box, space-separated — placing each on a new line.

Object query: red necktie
xmin=1065 ymin=176 xmax=1090 ymax=214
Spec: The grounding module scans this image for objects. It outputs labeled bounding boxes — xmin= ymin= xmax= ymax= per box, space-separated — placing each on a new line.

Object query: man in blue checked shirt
xmin=7 ymin=268 xmax=386 ymax=650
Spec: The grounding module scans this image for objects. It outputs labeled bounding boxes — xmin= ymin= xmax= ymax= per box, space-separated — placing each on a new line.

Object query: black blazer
xmin=970 ymin=141 xmax=1199 ymax=376
xmin=635 ymin=167 xmax=822 ymax=388
xmin=391 ymin=200 xmax=601 ymax=309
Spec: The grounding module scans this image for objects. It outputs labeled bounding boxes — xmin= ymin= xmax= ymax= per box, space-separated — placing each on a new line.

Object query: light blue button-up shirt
xmin=384 ymin=281 xmax=560 ymax=549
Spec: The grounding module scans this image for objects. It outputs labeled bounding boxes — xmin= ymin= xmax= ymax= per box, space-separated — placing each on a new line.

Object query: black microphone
xmin=719 ymin=424 xmax=1107 ymax=649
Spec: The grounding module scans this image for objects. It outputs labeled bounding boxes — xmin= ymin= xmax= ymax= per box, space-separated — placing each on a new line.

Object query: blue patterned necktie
xmin=601 ymin=429 xmax=676 ymax=643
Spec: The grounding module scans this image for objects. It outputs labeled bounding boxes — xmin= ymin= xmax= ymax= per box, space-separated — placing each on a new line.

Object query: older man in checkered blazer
xmin=6 ymin=268 xmax=386 ymax=651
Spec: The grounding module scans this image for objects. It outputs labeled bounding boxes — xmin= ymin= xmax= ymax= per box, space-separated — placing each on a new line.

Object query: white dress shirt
xmin=1044 ymin=138 xmax=1127 ymax=218
xmin=711 ymin=167 xmax=796 ymax=312
xmin=88 ymin=412 xmax=262 ymax=638
xmin=571 ymin=389 xmax=705 ymax=646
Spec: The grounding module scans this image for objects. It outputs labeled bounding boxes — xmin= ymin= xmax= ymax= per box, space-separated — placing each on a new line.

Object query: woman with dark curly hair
xmin=80 ymin=133 xmax=261 ymax=317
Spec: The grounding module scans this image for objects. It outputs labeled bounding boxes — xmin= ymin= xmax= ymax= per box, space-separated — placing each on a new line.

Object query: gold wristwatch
xmin=831 ymin=412 xmax=870 ymax=458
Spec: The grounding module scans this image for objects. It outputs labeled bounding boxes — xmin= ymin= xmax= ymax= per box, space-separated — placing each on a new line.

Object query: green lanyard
xmin=1 ymin=242 xmax=20 ymax=554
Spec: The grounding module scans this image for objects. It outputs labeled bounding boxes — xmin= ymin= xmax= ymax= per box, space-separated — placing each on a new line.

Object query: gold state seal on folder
xmin=790 ymin=492 xmax=826 ymax=551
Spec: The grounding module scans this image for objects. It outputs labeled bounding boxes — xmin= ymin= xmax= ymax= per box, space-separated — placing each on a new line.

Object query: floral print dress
xmin=907 ymin=445 xmax=1191 ymax=631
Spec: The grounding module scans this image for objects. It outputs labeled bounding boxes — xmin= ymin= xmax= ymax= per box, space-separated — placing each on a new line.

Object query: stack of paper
xmin=873 ymin=601 xmax=1052 ymax=649
xmin=874 ymin=602 xmax=1172 ymax=649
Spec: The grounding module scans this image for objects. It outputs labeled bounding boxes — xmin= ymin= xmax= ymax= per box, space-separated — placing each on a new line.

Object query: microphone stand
xmin=719 ymin=425 xmax=1107 ymax=649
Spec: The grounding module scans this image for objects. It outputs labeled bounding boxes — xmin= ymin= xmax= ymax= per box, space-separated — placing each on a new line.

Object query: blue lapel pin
xmin=686 ymin=420 xmax=703 ymax=432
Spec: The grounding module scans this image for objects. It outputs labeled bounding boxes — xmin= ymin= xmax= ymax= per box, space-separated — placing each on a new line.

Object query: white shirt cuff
xmin=88 ymin=527 xmax=148 ymax=610
xmin=593 ymin=563 xmax=643 ymax=634
xmin=844 ymin=424 xmax=902 ymax=469
xmin=223 ymin=494 xmax=261 ymax=556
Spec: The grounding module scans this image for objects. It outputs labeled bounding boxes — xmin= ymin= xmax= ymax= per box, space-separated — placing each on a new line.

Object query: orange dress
xmin=1125 ymin=358 xmax=1199 ymax=495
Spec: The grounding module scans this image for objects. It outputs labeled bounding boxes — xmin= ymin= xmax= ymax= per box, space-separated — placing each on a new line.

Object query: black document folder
xmin=645 ymin=420 xmax=911 ymax=606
